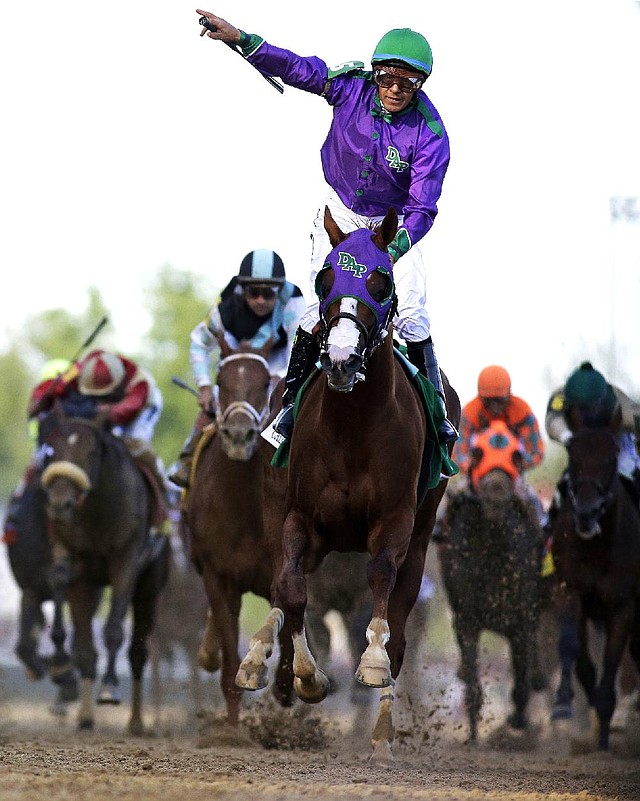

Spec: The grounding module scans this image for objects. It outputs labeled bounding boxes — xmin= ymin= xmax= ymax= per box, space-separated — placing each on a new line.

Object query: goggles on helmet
xmin=373 ymin=67 xmax=424 ymax=93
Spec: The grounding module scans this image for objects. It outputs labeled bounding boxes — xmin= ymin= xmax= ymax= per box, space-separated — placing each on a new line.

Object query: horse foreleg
xmin=15 ymin=590 xmax=46 ymax=680
xmin=370 ymin=683 xmax=396 ymax=764
xmin=356 ymin=617 xmax=392 ymax=688
xmin=48 ymin=601 xmax=78 ymax=705
xmin=456 ymin=626 xmax=482 ymax=742
xmin=100 ymin=587 xmax=125 ymax=705
xmin=197 ymin=608 xmax=221 ymax=672
xmin=235 ymin=607 xmax=284 ymax=690
xmin=593 ymin=613 xmax=634 ymax=750
xmin=507 ymin=631 xmax=532 ymax=731
xmin=552 ymin=613 xmax=580 ymax=721
xmin=67 ymin=582 xmax=100 ymax=730
xmin=292 ymin=627 xmax=329 ymax=703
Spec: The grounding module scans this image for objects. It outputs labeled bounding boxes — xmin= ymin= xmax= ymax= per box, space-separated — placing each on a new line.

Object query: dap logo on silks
xmin=316 ymin=228 xmax=395 ymax=328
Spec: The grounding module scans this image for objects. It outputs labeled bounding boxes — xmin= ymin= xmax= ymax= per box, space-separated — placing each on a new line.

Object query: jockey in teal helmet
xmin=546 ymin=361 xmax=640 ymax=511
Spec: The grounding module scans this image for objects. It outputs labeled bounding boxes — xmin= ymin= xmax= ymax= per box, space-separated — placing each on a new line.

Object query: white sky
xmin=1 ymin=0 xmax=639 ymax=420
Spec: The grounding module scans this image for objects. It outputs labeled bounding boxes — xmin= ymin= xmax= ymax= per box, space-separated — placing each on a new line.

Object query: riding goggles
xmin=373 ymin=68 xmax=423 ymax=93
xmin=244 ymin=285 xmax=279 ymax=300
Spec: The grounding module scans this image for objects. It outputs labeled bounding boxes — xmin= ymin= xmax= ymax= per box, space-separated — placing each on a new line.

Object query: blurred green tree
xmin=135 ymin=263 xmax=215 ymax=470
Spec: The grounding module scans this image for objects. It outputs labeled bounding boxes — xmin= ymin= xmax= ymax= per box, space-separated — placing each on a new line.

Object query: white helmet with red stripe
xmin=78 ymin=350 xmax=125 ymax=396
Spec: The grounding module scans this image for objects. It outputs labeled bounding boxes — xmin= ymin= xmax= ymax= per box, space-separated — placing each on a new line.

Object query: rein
xmin=214 ymin=353 xmax=271 ymax=429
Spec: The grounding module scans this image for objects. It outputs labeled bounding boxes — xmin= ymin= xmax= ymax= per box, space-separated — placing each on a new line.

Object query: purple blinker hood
xmin=316 ymin=228 xmax=395 ymax=327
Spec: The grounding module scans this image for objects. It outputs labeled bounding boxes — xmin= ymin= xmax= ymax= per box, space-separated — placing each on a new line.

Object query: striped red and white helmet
xmin=78 ymin=351 xmax=125 ymax=396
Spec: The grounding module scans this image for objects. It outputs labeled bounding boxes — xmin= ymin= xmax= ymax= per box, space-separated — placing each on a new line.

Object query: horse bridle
xmin=318 ymin=292 xmax=398 ymax=375
xmin=213 ymin=353 xmax=271 ymax=430
xmin=565 ymin=431 xmax=619 ymax=537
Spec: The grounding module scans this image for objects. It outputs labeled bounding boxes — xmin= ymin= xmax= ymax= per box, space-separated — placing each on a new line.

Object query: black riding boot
xmin=406 ymin=337 xmax=458 ymax=446
xmin=272 ymin=327 xmax=320 ymax=441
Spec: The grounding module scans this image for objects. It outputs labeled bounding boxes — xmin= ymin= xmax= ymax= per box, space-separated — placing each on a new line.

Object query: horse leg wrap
xmin=235 ymin=608 xmax=284 ymax=691
xmin=356 ymin=617 xmax=391 ymax=688
xmin=292 ymin=629 xmax=330 ymax=704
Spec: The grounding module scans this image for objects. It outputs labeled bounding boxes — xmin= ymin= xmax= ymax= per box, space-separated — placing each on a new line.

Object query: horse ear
xmin=324 ymin=206 xmax=347 ymax=247
xmin=469 ymin=446 xmax=483 ymax=468
xmin=373 ymin=208 xmax=398 ymax=252
xmin=512 ymin=451 xmax=525 ymax=473
xmin=216 ymin=328 xmax=232 ymax=359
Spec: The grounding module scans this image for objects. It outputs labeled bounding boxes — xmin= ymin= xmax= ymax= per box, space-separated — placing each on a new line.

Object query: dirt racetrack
xmin=1 ymin=642 xmax=639 ymax=801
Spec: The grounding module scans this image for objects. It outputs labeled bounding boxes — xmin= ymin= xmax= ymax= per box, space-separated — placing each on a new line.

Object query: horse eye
xmin=366 ymin=271 xmax=392 ymax=303
xmin=315 ymin=266 xmax=335 ymax=301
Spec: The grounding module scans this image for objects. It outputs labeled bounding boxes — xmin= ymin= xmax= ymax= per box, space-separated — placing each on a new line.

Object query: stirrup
xmin=273 ymin=403 xmax=295 ymax=440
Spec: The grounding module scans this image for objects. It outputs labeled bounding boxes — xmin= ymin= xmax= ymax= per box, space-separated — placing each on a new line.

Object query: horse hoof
xmin=369 ymin=739 xmax=395 ymax=765
xmin=507 ymin=712 xmax=528 ymax=731
xmin=235 ymin=661 xmax=269 ymax=691
xmin=48 ymin=701 xmax=69 ymax=717
xmin=294 ymin=669 xmax=330 ymax=704
xmin=97 ymin=684 xmax=121 ymax=705
xmin=78 ymin=719 xmax=94 ymax=731
xmin=355 ymin=664 xmax=391 ymax=688
xmin=551 ymin=703 xmax=574 ymax=721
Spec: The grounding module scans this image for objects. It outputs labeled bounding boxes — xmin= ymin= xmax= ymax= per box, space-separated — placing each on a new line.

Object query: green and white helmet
xmin=371 ymin=28 xmax=433 ymax=78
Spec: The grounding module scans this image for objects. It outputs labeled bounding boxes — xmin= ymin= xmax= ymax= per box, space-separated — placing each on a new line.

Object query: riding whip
xmin=171 ymin=376 xmax=200 ymax=399
xmin=198 ymin=16 xmax=284 ymax=94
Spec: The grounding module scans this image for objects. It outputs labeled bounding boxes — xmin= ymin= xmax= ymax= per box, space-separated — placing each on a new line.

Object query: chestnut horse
xmin=236 ymin=207 xmax=460 ymax=761
xmin=183 ymin=338 xmax=295 ymax=724
xmin=550 ymin=427 xmax=640 ymax=750
xmin=39 ymin=404 xmax=170 ymax=733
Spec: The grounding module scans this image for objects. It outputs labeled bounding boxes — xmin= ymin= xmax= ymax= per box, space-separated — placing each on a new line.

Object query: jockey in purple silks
xmin=196 ymin=10 xmax=457 ymax=446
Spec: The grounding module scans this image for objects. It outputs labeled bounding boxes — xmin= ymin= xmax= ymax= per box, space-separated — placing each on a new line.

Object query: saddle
xmin=271 ymin=348 xmax=458 ymax=505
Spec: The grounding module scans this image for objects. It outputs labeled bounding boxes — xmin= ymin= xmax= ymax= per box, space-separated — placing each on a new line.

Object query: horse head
xmin=213 ymin=334 xmax=273 ymax=460
xmin=316 ymin=206 xmax=398 ymax=392
xmin=565 ymin=427 xmax=619 ymax=540
xmin=40 ymin=403 xmax=100 ymax=523
xmin=468 ymin=421 xmax=525 ymax=523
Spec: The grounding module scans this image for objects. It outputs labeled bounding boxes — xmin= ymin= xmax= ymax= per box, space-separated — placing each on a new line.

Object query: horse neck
xmin=357 ymin=334 xmax=397 ymax=401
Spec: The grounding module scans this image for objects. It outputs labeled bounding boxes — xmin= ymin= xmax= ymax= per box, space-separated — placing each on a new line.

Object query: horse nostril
xmin=345 ymin=354 xmax=363 ymax=374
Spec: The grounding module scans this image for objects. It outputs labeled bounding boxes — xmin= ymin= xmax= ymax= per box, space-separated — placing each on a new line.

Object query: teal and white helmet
xmin=371 ymin=28 xmax=433 ymax=78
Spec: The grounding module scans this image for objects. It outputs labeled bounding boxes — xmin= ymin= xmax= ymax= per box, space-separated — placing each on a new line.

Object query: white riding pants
xmin=299 ymin=190 xmax=432 ymax=342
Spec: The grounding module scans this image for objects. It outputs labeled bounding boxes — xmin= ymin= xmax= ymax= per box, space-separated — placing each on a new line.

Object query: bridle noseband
xmin=213 ymin=353 xmax=271 ymax=429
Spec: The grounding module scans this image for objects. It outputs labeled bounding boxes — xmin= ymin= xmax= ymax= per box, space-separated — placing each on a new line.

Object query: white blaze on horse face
xmin=68 ymin=433 xmax=78 ymax=446
xmin=326 ymin=298 xmax=360 ymax=356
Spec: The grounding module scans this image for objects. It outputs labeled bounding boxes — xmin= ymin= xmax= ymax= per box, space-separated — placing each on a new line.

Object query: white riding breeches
xmin=299 ymin=190 xmax=432 ymax=342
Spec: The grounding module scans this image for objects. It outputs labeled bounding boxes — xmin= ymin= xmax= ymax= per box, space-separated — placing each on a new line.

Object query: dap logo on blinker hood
xmin=337 ymin=250 xmax=367 ymax=278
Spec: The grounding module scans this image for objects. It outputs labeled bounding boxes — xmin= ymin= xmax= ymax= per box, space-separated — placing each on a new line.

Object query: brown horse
xmin=183 ymin=338 xmax=295 ymax=725
xmin=550 ymin=427 xmax=640 ymax=750
xmin=236 ymin=207 xmax=460 ymax=761
xmin=39 ymin=403 xmax=170 ymax=733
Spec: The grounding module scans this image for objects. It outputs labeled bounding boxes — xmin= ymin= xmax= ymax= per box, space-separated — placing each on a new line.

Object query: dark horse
xmin=550 ymin=427 xmax=640 ymax=750
xmin=236 ymin=207 xmax=460 ymax=761
xmin=438 ymin=422 xmax=546 ymax=741
xmin=184 ymin=337 xmax=295 ymax=725
xmin=39 ymin=403 xmax=170 ymax=732
xmin=3 ymin=470 xmax=79 ymax=712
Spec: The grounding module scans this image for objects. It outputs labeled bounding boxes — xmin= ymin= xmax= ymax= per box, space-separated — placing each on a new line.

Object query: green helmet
xmin=371 ymin=28 xmax=433 ymax=77
xmin=39 ymin=358 xmax=71 ymax=382
xmin=564 ymin=361 xmax=608 ymax=406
